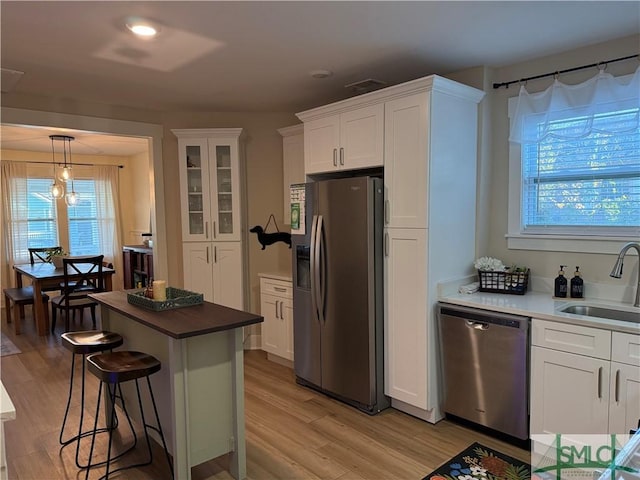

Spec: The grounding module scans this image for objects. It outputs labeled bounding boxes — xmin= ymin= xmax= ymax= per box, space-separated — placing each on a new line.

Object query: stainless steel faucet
xmin=610 ymin=242 xmax=640 ymax=307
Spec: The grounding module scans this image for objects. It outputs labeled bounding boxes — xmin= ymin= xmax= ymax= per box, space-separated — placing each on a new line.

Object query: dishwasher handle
xmin=466 ymin=320 xmax=489 ymax=330
xmin=439 ymin=303 xmax=529 ymax=330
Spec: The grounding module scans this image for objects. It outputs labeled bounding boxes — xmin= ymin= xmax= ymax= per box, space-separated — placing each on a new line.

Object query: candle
xmin=153 ymin=280 xmax=167 ymax=301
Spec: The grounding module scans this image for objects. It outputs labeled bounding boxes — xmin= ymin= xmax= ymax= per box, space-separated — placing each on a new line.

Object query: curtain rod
xmin=3 ymin=160 xmax=124 ymax=168
xmin=492 ymin=53 xmax=639 ymax=89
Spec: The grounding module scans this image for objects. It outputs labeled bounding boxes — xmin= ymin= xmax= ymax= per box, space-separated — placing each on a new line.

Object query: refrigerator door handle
xmin=310 ymin=214 xmax=320 ymax=323
xmin=317 ymin=215 xmax=326 ymax=323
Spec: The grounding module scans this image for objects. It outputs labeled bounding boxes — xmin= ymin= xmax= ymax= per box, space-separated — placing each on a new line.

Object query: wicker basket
xmin=477 ymin=269 xmax=530 ymax=295
xmin=127 ymin=287 xmax=204 ymax=311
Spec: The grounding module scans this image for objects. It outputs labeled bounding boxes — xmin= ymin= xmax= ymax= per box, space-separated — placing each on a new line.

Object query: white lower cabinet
xmin=259 ymin=276 xmax=293 ymax=361
xmin=183 ymin=242 xmax=244 ymax=310
xmin=531 ymin=347 xmax=610 ymax=434
xmin=531 ymin=319 xmax=640 ymax=436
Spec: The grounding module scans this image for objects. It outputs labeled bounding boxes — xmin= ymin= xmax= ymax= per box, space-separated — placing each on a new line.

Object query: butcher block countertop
xmin=90 ymin=290 xmax=263 ymax=339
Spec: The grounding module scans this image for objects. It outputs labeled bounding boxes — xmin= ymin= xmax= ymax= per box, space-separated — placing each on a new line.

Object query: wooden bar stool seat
xmin=59 ymin=331 xmax=124 ymax=470
xmin=3 ymin=287 xmax=49 ymax=335
xmin=84 ymin=351 xmax=173 ymax=480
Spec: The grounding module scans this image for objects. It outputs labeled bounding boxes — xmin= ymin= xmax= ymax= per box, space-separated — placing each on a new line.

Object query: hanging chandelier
xmin=49 ymin=135 xmax=78 ymax=205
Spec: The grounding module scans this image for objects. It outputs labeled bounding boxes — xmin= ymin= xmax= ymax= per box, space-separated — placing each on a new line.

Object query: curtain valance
xmin=509 ymin=65 xmax=640 ymax=144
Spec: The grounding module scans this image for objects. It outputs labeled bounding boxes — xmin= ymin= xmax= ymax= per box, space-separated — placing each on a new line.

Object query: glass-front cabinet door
xmin=178 ymin=138 xmax=211 ymax=242
xmin=175 ymin=129 xmax=243 ymax=243
xmin=209 ymin=140 xmax=241 ymax=241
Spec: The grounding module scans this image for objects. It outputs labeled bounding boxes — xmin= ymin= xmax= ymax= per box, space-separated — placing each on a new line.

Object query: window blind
xmin=26 ymin=178 xmax=59 ymax=251
xmin=68 ymin=179 xmax=100 ymax=255
xmin=522 ymin=108 xmax=640 ymax=235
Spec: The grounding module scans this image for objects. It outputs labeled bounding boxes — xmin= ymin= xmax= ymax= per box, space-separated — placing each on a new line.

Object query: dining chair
xmin=28 ymin=246 xmax=63 ymax=265
xmin=51 ymin=255 xmax=105 ymax=334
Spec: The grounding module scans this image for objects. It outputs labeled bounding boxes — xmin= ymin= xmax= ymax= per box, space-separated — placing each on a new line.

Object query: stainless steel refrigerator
xmin=291 ymin=176 xmax=389 ymax=414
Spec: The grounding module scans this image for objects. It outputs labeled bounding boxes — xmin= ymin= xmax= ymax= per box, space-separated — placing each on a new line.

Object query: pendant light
xmin=62 ymin=136 xmax=78 ymax=206
xmin=49 ymin=135 xmax=64 ymax=199
xmin=57 ymin=135 xmax=74 ymax=182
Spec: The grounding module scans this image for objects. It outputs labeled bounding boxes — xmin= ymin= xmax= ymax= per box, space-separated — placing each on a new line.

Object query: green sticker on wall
xmin=291 ymin=203 xmax=300 ymax=229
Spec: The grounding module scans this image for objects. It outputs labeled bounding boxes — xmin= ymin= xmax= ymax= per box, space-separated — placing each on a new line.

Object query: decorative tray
xmin=127 ymin=287 xmax=204 ymax=311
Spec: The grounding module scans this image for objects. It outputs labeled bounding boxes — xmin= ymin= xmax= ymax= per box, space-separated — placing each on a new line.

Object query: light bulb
xmin=65 ymin=190 xmax=78 ymax=206
xmin=50 ymin=181 xmax=64 ymax=199
xmin=59 ymin=166 xmax=73 ymax=182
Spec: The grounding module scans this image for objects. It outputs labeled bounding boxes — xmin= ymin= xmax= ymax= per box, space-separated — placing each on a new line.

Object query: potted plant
xmin=48 ymin=248 xmax=69 ymax=268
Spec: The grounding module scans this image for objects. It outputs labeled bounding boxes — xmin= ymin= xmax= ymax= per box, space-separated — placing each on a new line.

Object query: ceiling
xmin=1 ymin=1 xmax=639 ymax=155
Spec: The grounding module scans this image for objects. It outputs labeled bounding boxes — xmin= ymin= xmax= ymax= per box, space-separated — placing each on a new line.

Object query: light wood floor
xmin=1 ymin=306 xmax=530 ymax=479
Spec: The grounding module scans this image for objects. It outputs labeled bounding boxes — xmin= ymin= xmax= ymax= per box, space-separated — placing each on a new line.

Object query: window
xmin=23 ymin=175 xmax=101 ymax=256
xmin=507 ymin=69 xmax=640 ymax=253
xmin=522 ymin=108 xmax=639 ymax=234
xmin=67 ymin=179 xmax=100 ymax=255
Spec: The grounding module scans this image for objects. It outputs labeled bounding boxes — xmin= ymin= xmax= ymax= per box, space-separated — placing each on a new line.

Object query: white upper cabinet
xmin=174 ymin=128 xmax=243 ymax=242
xmin=384 ymin=93 xmax=429 ymax=229
xmin=300 ymin=104 xmax=384 ymax=175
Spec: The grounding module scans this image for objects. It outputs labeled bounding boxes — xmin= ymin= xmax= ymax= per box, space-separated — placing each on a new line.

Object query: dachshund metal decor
xmin=250 ymin=214 xmax=291 ymax=250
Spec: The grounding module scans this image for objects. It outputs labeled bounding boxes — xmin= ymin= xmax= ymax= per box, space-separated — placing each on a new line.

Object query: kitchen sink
xmin=559 ymin=304 xmax=640 ymax=324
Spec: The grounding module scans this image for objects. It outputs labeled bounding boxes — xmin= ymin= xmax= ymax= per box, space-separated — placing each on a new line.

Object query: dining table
xmin=13 ymin=262 xmax=115 ymax=336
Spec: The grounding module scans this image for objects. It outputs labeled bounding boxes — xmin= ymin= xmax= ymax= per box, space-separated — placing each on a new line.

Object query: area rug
xmin=1 ymin=332 xmax=21 ymax=357
xmin=423 ymin=442 xmax=530 ymax=480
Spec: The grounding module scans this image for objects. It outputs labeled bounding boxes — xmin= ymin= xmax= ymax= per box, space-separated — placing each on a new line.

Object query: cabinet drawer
xmin=259 ymin=278 xmax=292 ymax=298
xmin=612 ymin=332 xmax=640 ymax=366
xmin=532 ymin=319 xmax=611 ymax=360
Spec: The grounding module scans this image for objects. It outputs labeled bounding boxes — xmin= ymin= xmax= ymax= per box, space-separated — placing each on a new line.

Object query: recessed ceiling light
xmin=125 ymin=18 xmax=159 ymax=38
xmin=310 ymin=69 xmax=333 ymax=79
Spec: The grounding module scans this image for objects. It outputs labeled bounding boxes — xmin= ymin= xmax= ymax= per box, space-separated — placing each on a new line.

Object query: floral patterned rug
xmin=423 ymin=442 xmax=530 ymax=480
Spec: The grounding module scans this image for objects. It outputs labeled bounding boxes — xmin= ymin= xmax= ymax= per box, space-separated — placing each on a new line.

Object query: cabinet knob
xmin=339 ymin=147 xmax=344 ymax=166
xmin=333 ymin=148 xmax=338 ymax=167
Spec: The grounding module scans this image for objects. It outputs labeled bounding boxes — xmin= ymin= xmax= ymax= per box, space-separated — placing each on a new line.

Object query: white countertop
xmin=257 ymin=272 xmax=292 ymax=282
xmin=439 ymin=290 xmax=640 ymax=334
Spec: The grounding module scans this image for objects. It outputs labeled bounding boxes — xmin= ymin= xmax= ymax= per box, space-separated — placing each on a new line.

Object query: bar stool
xmin=59 ymin=331 xmax=124 ymax=469
xmin=84 ymin=350 xmax=173 ymax=480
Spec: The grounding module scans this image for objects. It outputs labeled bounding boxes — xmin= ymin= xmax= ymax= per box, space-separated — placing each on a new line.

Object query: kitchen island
xmin=90 ymin=290 xmax=263 ymax=480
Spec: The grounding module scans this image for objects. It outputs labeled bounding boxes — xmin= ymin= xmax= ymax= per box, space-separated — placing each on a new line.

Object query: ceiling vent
xmin=1 ymin=68 xmax=25 ymax=93
xmin=345 ymin=78 xmax=387 ymax=95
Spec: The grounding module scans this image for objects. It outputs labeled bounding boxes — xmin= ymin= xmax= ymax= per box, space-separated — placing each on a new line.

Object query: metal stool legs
xmin=84 ymin=352 xmax=173 ymax=480
xmin=58 ymin=331 xmax=124 ymax=469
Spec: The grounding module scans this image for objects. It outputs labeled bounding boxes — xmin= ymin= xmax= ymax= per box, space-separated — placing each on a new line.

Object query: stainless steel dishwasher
xmin=438 ymin=303 xmax=530 ymax=440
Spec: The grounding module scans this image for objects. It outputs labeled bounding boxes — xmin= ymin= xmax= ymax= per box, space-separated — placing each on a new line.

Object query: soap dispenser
xmin=570 ymin=266 xmax=584 ymax=298
xmin=554 ymin=265 xmax=568 ymax=298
